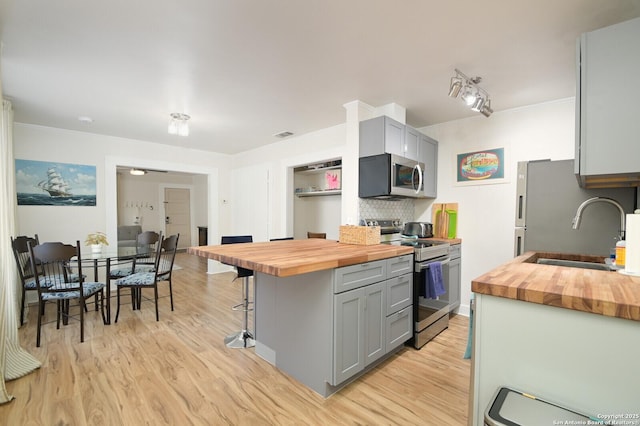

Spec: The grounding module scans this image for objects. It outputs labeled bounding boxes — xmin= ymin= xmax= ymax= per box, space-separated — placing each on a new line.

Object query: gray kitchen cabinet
xmin=386 ymin=254 xmax=413 ymax=278
xmin=445 ymin=244 xmax=461 ymax=312
xmin=359 ymin=115 xmax=406 ymax=159
xmin=419 ymin=134 xmax=438 ymax=198
xmin=403 ymin=125 xmax=420 ymax=160
xmin=333 ymin=281 xmax=385 ymax=385
xmin=333 ymin=259 xmax=386 ymax=293
xmin=385 ymin=305 xmax=412 ymax=350
xmin=575 ymin=17 xmax=640 ymax=187
xmin=332 ymin=255 xmax=413 ymax=386
xmin=384 ymin=273 xmax=412 ymax=351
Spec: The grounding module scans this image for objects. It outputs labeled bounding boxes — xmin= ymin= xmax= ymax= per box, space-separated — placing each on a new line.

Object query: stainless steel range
xmin=364 ymin=218 xmax=452 ymax=349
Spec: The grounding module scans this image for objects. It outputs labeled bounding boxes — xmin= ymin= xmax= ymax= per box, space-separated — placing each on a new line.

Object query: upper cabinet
xmin=575 ymin=17 xmax=640 ymax=188
xmin=360 ymin=115 xmax=418 ymax=161
xmin=359 ymin=115 xmax=438 ymax=198
xmin=419 ymin=134 xmax=438 ymax=198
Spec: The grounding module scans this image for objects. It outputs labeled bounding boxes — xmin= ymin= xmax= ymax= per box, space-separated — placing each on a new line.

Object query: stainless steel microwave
xmin=359 ymin=153 xmax=425 ymax=199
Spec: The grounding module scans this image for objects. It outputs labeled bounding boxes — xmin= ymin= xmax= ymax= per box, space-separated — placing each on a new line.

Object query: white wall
xmin=231 ymin=123 xmax=347 ymax=239
xmin=13 ymin=123 xmax=229 ymax=248
xmin=417 ymin=98 xmax=576 ymax=315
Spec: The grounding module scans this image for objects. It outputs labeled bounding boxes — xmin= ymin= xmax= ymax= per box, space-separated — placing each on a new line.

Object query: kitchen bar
xmin=188 ymin=239 xmax=414 ymax=397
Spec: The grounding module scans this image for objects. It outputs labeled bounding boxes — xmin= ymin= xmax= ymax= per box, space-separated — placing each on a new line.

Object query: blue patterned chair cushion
xmin=116 ymin=272 xmax=155 ymax=287
xmin=41 ymin=282 xmax=105 ymax=300
xmin=110 ymin=265 xmax=155 ymax=278
xmin=24 ymin=273 xmax=83 ymax=289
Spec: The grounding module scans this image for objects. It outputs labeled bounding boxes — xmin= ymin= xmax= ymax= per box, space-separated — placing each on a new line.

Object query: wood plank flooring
xmin=1 ymin=253 xmax=471 ymax=425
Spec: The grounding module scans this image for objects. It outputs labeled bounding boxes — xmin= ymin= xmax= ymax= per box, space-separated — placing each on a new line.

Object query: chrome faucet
xmin=572 ymin=197 xmax=626 ymax=240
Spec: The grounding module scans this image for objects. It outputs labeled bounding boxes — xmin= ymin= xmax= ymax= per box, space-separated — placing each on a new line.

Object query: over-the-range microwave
xmin=359 ymin=153 xmax=426 ymax=199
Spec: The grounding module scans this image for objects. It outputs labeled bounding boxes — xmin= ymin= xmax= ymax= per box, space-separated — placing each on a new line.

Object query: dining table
xmin=77 ymin=246 xmax=149 ymax=324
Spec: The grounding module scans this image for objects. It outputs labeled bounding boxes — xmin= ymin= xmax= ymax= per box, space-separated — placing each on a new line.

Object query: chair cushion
xmin=116 ymin=272 xmax=155 ymax=286
xmin=41 ymin=282 xmax=105 ymax=300
xmin=109 ymin=265 xmax=155 ymax=278
xmin=25 ymin=273 xmax=83 ymax=289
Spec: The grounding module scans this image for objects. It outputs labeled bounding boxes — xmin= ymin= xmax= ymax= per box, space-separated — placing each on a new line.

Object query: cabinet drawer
xmin=334 ymin=260 xmax=386 ymax=294
xmin=386 ymin=274 xmax=412 ymax=316
xmin=385 ymin=306 xmax=412 ymax=351
xmin=386 ymin=254 xmax=413 ymax=278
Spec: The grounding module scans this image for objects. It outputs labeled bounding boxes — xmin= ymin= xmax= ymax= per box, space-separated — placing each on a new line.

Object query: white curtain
xmin=0 ymin=94 xmax=41 ymax=401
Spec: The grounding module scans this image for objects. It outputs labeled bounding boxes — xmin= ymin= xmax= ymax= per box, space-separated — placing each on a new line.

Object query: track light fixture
xmin=448 ymin=69 xmax=492 ymax=117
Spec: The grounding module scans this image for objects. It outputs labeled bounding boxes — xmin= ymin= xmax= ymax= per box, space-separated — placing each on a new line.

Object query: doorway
xmin=164 ymin=187 xmax=191 ymax=249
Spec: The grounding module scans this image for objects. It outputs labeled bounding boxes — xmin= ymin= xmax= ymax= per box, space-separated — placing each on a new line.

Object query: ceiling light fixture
xmin=168 ymin=112 xmax=190 ymax=136
xmin=448 ymin=68 xmax=492 ymax=117
xmin=130 ymin=168 xmax=146 ymax=176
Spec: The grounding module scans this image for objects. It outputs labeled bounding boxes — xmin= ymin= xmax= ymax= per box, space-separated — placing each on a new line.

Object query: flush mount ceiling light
xmin=168 ymin=112 xmax=190 ymax=136
xmin=130 ymin=168 xmax=146 ymax=176
xmin=448 ymin=68 xmax=492 ymax=117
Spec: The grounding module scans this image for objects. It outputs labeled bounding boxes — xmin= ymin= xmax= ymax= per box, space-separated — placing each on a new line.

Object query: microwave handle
xmin=413 ymin=164 xmax=423 ymax=195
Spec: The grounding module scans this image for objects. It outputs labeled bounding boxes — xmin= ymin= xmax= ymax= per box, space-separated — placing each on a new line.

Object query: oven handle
xmin=415 ymin=257 xmax=451 ymax=272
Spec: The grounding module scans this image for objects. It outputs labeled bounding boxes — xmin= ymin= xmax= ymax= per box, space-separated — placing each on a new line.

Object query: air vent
xmin=273 ymin=131 xmax=294 ymax=138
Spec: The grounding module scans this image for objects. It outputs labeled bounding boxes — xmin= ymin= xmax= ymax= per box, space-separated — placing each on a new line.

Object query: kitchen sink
xmin=536 ymin=258 xmax=612 ymax=271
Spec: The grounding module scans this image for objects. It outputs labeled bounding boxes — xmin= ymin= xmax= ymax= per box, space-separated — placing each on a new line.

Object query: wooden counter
xmin=187 ymin=239 xmax=413 ymax=277
xmin=472 ymin=251 xmax=640 ymax=321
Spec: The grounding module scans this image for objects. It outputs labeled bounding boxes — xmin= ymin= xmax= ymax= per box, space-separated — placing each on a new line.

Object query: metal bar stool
xmin=221 ymin=235 xmax=255 ymax=348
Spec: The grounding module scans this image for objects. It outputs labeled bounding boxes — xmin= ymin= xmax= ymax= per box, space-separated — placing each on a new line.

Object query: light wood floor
xmin=1 ymin=253 xmax=471 ymax=425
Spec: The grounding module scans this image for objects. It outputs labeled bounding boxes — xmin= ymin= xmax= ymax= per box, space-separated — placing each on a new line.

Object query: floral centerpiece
xmin=85 ymin=232 xmax=109 ymax=252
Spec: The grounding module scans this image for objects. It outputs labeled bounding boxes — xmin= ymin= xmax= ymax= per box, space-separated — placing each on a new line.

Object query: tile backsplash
xmin=359 ymin=198 xmax=415 ymax=224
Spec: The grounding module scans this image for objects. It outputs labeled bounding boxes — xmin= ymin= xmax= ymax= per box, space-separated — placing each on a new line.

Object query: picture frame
xmin=15 ymin=159 xmax=97 ymax=206
xmin=454 ymin=147 xmax=508 ymax=186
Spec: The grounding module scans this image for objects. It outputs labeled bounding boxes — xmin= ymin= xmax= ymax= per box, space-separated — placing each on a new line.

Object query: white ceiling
xmin=1 ymin=0 xmax=640 ymax=155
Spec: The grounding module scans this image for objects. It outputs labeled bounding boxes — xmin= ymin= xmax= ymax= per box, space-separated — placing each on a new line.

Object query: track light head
xmin=448 ymin=77 xmax=463 ymax=98
xmin=471 ymin=96 xmax=485 ymax=112
xmin=480 ymin=100 xmax=493 ymax=117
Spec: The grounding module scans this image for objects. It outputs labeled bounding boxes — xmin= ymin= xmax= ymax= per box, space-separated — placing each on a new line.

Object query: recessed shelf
xmin=296 ymin=190 xmax=342 ymax=197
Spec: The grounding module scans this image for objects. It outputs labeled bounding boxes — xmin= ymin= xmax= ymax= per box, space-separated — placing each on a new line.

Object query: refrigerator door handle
xmin=514 ymin=228 xmax=526 ymax=257
xmin=515 ymin=161 xmax=528 ymax=228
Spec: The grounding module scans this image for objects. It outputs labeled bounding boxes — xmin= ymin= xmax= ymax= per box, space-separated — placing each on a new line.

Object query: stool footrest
xmin=232 ymin=302 xmax=253 ymax=312
xmin=224 ymin=330 xmax=255 ymax=349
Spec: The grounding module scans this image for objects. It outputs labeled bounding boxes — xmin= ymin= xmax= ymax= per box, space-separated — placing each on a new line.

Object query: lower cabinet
xmin=332 ymin=257 xmax=412 ymax=386
xmin=333 ymin=281 xmax=385 ymax=385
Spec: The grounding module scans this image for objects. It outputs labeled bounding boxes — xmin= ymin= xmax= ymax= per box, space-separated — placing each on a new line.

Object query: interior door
xmin=164 ymin=187 xmax=191 ymax=249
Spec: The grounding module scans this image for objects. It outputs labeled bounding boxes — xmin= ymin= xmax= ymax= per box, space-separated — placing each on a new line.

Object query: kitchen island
xmin=188 ymin=239 xmax=414 ymax=397
xmin=469 ymin=251 xmax=640 ymax=425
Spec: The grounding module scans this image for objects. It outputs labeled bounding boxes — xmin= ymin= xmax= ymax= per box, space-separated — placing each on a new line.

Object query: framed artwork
xmin=15 ymin=159 xmax=97 ymax=206
xmin=455 ymin=147 xmax=507 ymax=185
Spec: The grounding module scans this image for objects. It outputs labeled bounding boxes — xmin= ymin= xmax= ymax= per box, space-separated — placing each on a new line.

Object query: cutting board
xmin=432 ymin=203 xmax=458 ymax=239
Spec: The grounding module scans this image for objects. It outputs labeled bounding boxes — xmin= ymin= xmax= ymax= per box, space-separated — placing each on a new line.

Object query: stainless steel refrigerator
xmin=514 ymin=159 xmax=637 ymax=256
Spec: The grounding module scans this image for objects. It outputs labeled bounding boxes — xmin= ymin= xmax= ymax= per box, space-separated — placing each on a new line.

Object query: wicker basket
xmin=339 ymin=225 xmax=380 ymax=245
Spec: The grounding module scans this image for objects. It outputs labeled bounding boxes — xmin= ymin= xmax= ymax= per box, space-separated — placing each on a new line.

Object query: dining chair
xmin=28 ymin=240 xmax=105 ymax=347
xmin=307 ymin=232 xmax=326 ymax=239
xmin=109 ymin=230 xmax=162 ymax=279
xmin=11 ymin=234 xmax=42 ymax=326
xmin=114 ymin=233 xmax=179 ymax=322
xmin=220 ymin=235 xmax=255 ymax=348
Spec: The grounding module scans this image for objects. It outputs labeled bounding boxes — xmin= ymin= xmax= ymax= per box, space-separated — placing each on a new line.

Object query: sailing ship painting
xmin=16 ymin=159 xmax=96 ymax=206
xmin=37 ymin=167 xmax=72 ymax=197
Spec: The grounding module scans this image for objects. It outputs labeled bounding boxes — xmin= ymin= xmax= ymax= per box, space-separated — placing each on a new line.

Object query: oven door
xmin=413 ymin=256 xmax=451 ymax=348
xmin=390 ymin=154 xmax=424 ymax=197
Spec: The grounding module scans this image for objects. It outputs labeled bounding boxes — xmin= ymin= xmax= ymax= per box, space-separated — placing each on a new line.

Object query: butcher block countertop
xmin=472 ymin=251 xmax=640 ymax=322
xmin=187 ymin=239 xmax=414 ymax=277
